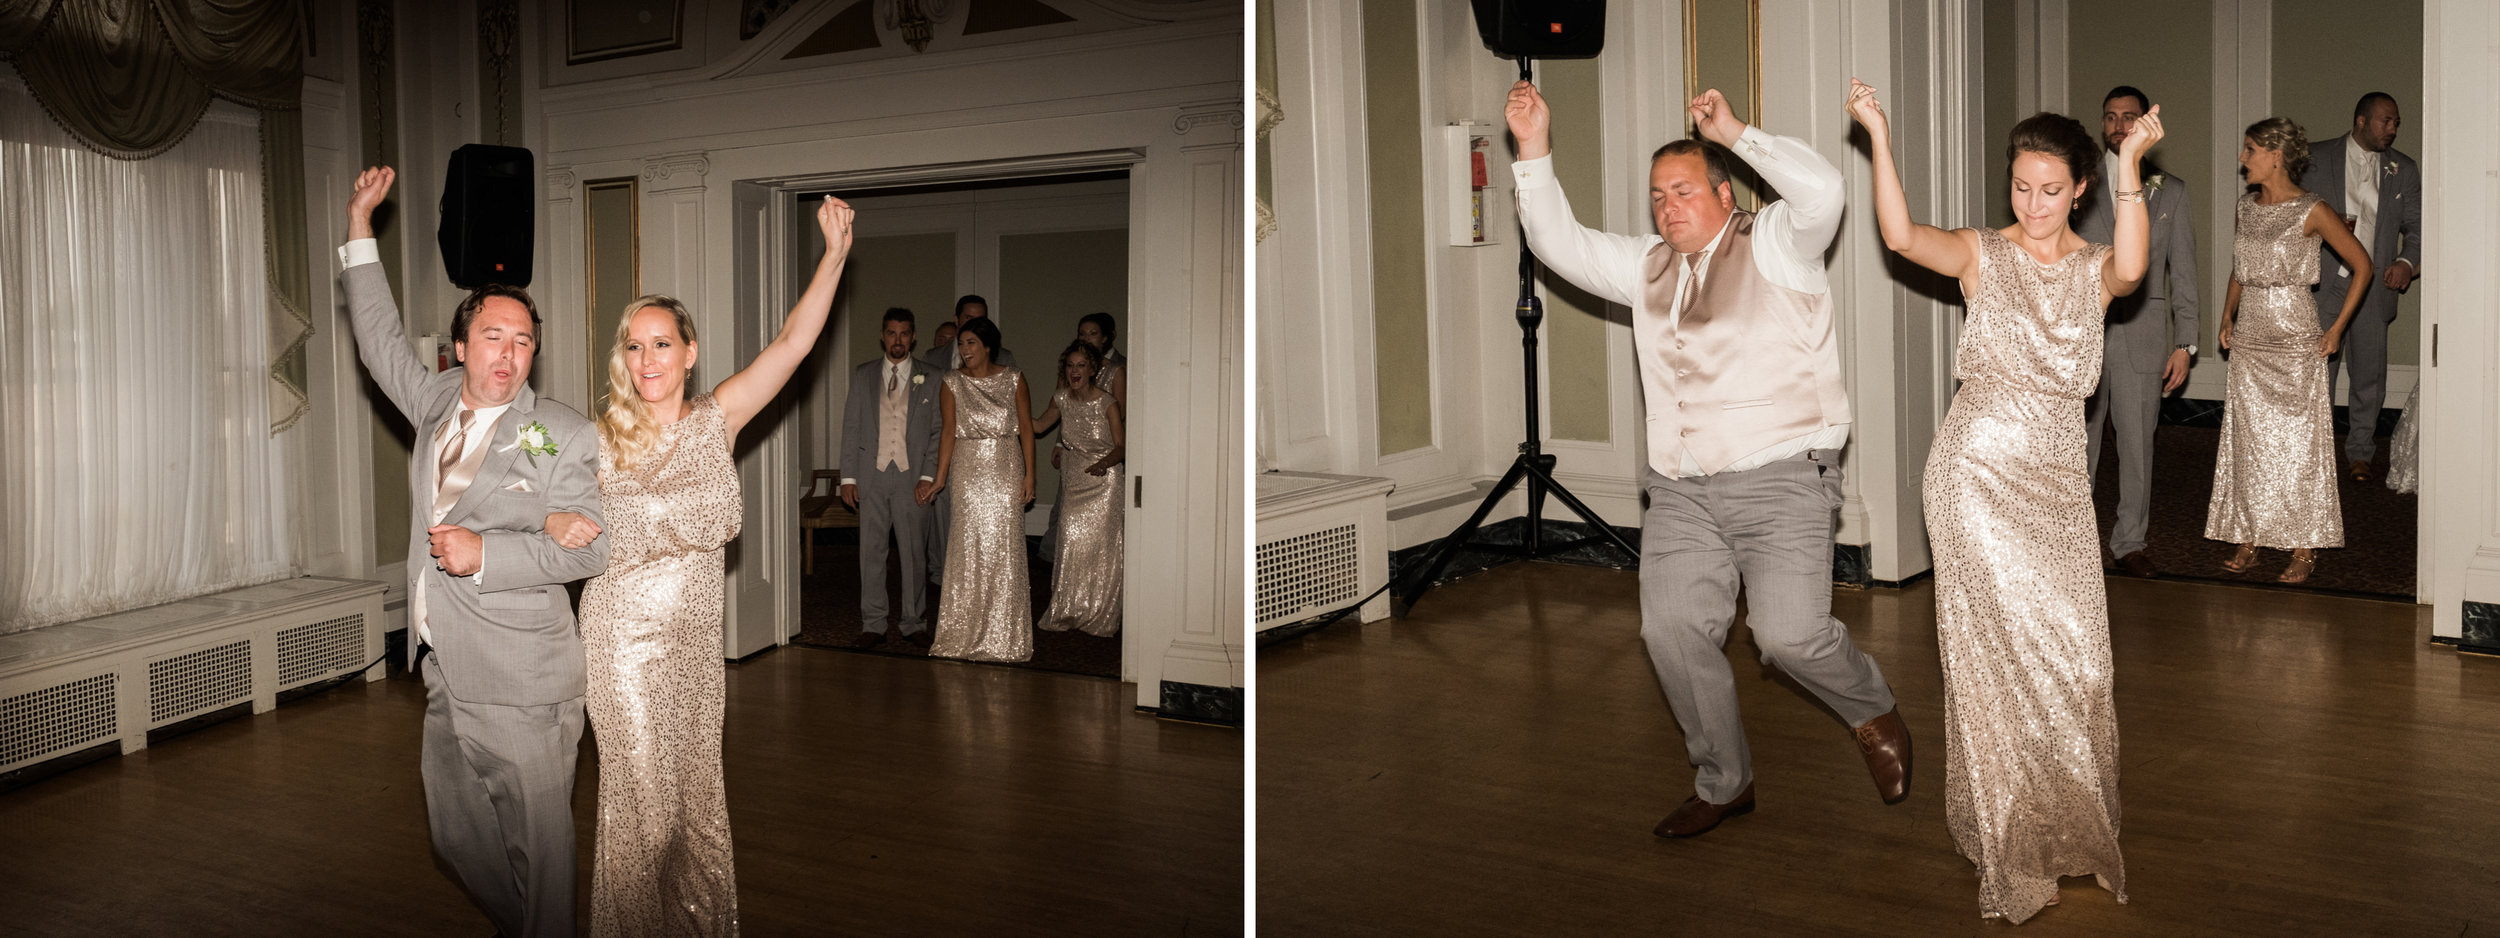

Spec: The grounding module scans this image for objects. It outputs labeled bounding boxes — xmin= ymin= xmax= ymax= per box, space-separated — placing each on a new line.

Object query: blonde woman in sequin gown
xmin=547 ymin=197 xmax=856 ymax=937
xmin=2206 ymin=119 xmax=2373 ymax=583
xmin=1852 ymin=79 xmax=2156 ymax=923
xmin=931 ymin=317 xmax=1037 ymax=662
xmin=1034 ymin=340 xmax=1125 ymax=636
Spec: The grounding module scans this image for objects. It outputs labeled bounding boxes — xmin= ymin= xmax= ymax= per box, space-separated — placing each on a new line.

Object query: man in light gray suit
xmin=841 ymin=307 xmax=942 ymax=648
xmin=2074 ymin=86 xmax=2198 ymax=577
xmin=338 ymin=166 xmax=607 ymax=938
xmin=2300 ymin=91 xmax=2421 ymax=480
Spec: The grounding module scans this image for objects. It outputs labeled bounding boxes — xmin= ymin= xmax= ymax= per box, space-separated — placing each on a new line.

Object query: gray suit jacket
xmin=342 ymin=264 xmax=609 ymax=707
xmin=2072 ymin=161 xmax=2199 ymax=373
xmin=919 ymin=347 xmax=954 ymax=375
xmin=840 ymin=356 xmax=942 ymax=482
xmin=2300 ymin=135 xmax=2421 ymax=324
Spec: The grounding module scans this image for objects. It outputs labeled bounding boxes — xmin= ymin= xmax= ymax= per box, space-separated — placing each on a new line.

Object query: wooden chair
xmin=799 ymin=469 xmax=859 ymax=575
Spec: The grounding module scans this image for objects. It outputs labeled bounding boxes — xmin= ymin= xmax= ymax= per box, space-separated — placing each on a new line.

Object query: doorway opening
xmin=781 ymin=170 xmax=1133 ymax=679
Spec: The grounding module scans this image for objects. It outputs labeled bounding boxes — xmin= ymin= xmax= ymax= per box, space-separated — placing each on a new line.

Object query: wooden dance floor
xmin=1 ymin=644 xmax=1241 ymax=935
xmin=1259 ymin=562 xmax=2500 ymax=935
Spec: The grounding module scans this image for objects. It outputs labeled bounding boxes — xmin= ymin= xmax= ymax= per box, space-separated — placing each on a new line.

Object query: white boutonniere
xmin=2145 ymin=173 xmax=2167 ymax=193
xmin=2383 ymin=160 xmax=2400 ymax=180
xmin=912 ymin=373 xmax=925 ymax=386
xmin=515 ymin=420 xmax=557 ymax=465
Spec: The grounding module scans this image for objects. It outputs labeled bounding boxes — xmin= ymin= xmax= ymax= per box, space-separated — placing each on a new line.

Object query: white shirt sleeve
xmin=1510 ymin=155 xmax=1653 ymax=308
xmin=1730 ymin=125 xmax=1846 ymax=294
xmin=337 ymin=238 xmax=381 ymax=270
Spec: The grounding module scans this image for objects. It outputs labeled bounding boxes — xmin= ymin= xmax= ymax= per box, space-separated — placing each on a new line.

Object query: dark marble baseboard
xmin=1156 ymin=681 xmax=1242 ymax=727
xmin=2462 ymin=601 xmax=2500 ymax=654
xmin=2162 ymin=396 xmax=2407 ymax=439
xmin=1387 ymin=515 xmax=1881 ymax=596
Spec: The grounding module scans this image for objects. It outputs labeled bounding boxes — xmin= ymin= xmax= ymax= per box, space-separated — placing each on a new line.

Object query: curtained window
xmin=0 ymin=72 xmax=295 ymax=633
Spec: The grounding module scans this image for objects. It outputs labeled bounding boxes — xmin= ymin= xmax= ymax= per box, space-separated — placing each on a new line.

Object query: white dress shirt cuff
xmin=840 ymin=477 xmax=857 ymax=487
xmin=338 ymin=238 xmax=381 ymax=270
xmin=1511 ymin=154 xmax=1557 ymax=190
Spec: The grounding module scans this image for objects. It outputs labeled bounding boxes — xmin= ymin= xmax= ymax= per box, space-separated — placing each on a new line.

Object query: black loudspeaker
xmin=1469 ymin=0 xmax=1605 ymax=59
xmin=438 ymin=144 xmax=535 ymax=288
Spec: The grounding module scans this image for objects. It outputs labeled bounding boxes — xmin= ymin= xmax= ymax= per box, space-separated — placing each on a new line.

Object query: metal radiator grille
xmin=1 ymin=673 xmax=117 ymax=766
xmin=276 ymin=614 xmax=366 ymax=686
xmin=147 ymin=640 xmax=252 ymax=723
xmin=1256 ymin=523 xmax=1361 ymax=624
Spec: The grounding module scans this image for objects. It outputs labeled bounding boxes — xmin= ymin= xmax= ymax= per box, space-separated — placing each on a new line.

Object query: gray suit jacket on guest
xmin=341 ymin=264 xmax=609 ymax=708
xmin=2300 ymin=134 xmax=2421 ymax=324
xmin=2072 ymin=161 xmax=2199 ymax=373
xmin=840 ymin=356 xmax=942 ymax=481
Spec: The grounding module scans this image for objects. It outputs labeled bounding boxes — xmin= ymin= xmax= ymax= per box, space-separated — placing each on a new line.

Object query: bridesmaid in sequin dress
xmin=930 ymin=316 xmax=1037 ymax=662
xmin=2205 ymin=118 xmax=2373 ymax=583
xmin=1852 ymin=79 xmax=2159 ymax=922
xmin=1034 ymin=341 xmax=1125 ymax=636
xmin=548 ymin=196 xmax=856 ymax=937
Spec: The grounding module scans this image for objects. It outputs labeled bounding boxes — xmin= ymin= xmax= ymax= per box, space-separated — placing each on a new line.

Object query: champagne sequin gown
xmin=1926 ymin=230 xmax=2125 ymax=923
xmin=578 ymin=393 xmax=741 ymax=937
xmin=1037 ymin=388 xmax=1122 ymax=636
xmin=932 ymin=367 xmax=1034 ymax=662
xmin=2205 ymin=192 xmax=2345 ymax=547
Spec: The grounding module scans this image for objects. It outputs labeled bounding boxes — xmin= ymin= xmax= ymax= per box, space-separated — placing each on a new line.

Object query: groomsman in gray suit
xmin=841 ymin=307 xmax=942 ymax=647
xmin=922 ymin=320 xmax=959 ymax=374
xmin=2300 ymin=92 xmax=2421 ymax=480
xmin=2074 ymin=86 xmax=2198 ymax=577
xmin=1507 ymin=81 xmax=1909 ymax=840
xmin=337 ymin=167 xmax=607 ymax=938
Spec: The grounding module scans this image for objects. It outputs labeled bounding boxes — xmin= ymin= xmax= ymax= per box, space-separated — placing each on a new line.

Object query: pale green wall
xmin=838 ymin=232 xmax=958 ymax=477
xmin=2069 ymin=1 xmax=2213 ymax=348
xmin=1982 ymin=7 xmax=2018 ymax=229
xmin=584 ymin=180 xmax=638 ymax=404
xmin=1001 ymin=228 xmax=1129 ymax=505
xmin=2275 ymin=0 xmax=2423 ymax=367
xmin=1540 ymin=57 xmax=1610 ymax=443
xmin=1365 ymin=0 xmax=1433 ymax=456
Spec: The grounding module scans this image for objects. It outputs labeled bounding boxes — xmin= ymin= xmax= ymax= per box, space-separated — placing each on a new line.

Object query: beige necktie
xmin=414 ymin=408 xmax=474 ymax=651
xmin=1675 ymin=251 xmax=1709 ymax=319
xmin=888 ymin=362 xmax=900 ymax=394
xmin=432 ymin=409 xmax=476 ymax=519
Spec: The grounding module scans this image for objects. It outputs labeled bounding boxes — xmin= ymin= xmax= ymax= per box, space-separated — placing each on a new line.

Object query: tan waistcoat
xmin=1639 ymin=212 xmax=1852 ymax=475
xmin=875 ymin=361 xmax=911 ymax=472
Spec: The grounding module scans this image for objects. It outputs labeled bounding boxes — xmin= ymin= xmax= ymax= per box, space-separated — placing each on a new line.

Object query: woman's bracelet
xmin=2113 ymin=189 xmax=2146 ymax=203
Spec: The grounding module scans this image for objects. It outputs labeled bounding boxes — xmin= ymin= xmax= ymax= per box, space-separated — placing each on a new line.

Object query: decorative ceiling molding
xmin=1173 ymin=101 xmax=1243 ymax=140
xmin=754 ymin=148 xmax=1144 ymax=192
xmin=642 ymin=150 xmax=712 ymax=192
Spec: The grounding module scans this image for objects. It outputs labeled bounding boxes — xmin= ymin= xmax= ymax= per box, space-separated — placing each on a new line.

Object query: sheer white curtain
xmin=0 ymin=72 xmax=294 ymax=634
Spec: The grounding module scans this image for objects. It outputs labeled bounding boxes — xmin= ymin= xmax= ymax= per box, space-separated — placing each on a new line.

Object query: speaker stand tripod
xmin=1392 ymin=56 xmax=1640 ymax=618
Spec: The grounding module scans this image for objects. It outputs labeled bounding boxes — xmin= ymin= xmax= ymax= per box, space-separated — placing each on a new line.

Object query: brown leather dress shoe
xmin=1855 ymin=707 xmax=1912 ymax=804
xmin=2348 ymin=459 xmax=2375 ymax=482
xmin=2115 ymin=550 xmax=2158 ymax=578
xmin=1654 ymin=784 xmax=1754 ymax=838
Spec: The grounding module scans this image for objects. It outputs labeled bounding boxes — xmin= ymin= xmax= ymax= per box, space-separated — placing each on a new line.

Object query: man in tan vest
xmin=1507 ymin=81 xmax=1909 ymax=838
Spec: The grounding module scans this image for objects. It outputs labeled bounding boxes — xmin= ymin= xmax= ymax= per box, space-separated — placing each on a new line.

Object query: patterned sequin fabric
xmin=1037 ymin=389 xmax=1122 ymax=636
xmin=2386 ymin=382 xmax=2419 ymax=494
xmin=1926 ymin=229 xmax=2124 ymax=923
xmin=932 ymin=367 xmax=1034 ymax=662
xmin=2205 ymin=192 xmax=2344 ymax=548
xmin=578 ymin=393 xmax=742 ymax=937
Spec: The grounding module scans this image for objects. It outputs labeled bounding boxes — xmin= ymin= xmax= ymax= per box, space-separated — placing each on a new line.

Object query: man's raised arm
xmin=1688 ymin=89 xmax=1846 ymax=261
xmin=1506 ymin=80 xmax=1646 ymax=308
xmin=335 ymin=166 xmax=430 ymax=422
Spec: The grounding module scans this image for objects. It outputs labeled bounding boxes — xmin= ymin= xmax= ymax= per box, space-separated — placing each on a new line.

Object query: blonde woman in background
xmin=2205 ymin=118 xmax=2372 ymax=584
xmin=547 ymin=196 xmax=855 ymax=936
